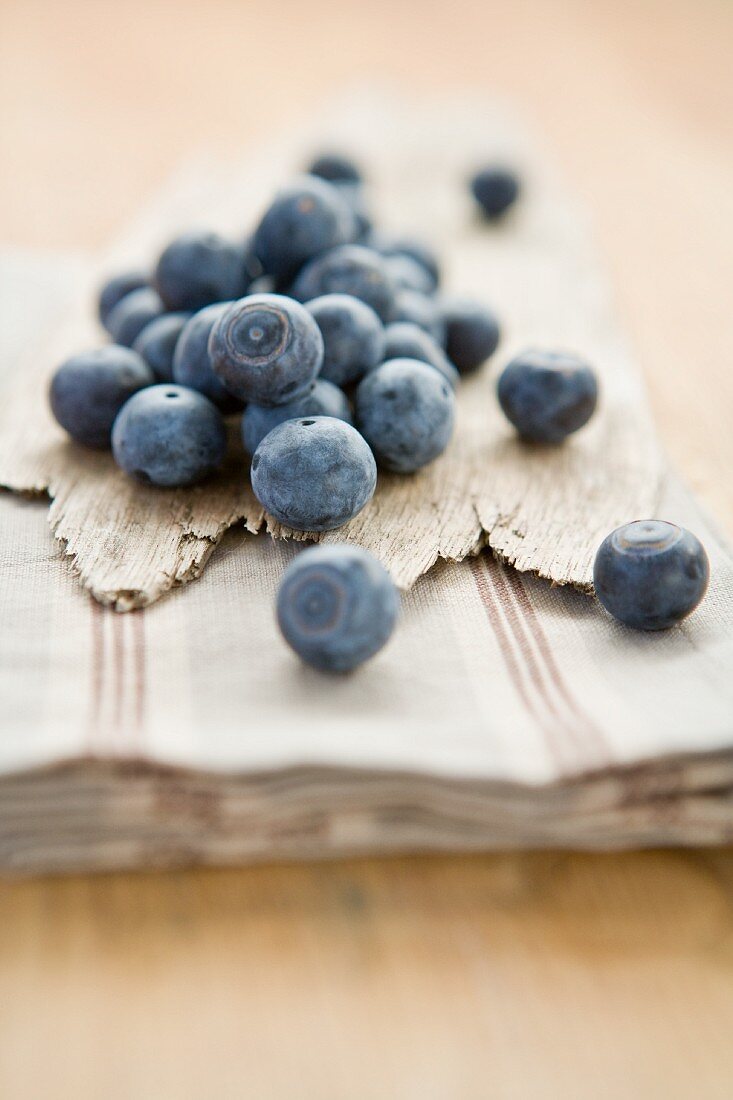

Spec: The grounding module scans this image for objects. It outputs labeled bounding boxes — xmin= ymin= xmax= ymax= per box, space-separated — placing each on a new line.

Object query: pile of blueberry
xmin=48 ymin=155 xmax=709 ymax=671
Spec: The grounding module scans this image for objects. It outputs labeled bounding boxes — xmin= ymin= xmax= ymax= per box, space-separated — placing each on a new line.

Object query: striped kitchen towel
xmin=1 ymin=248 xmax=732 ymax=871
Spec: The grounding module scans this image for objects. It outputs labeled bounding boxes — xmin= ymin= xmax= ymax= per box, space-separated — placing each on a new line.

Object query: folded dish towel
xmin=1 ymin=93 xmax=731 ymax=873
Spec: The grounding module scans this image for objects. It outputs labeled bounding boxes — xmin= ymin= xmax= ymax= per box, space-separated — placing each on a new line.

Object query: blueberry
xmin=383 ymin=254 xmax=435 ymax=296
xmin=291 ymin=245 xmax=396 ymax=322
xmin=132 ymin=312 xmax=190 ymax=382
xmin=209 ymin=293 xmax=323 ymax=407
xmin=442 ymin=298 xmax=500 ymax=374
xmin=306 ymin=294 xmax=383 ymax=387
xmin=241 ymin=234 xmax=264 ymax=284
xmin=98 ymin=269 xmax=149 ymax=330
xmin=105 ymin=287 xmax=166 ymax=348
xmin=307 ymin=153 xmax=362 ymax=185
xmin=497 ymin=349 xmax=598 ymax=444
xmin=49 ymin=345 xmax=154 ymax=449
xmin=389 ymin=289 xmax=445 ymax=344
xmin=381 ymin=323 xmax=459 ymax=389
xmin=111 ymin=384 xmax=227 ymax=487
xmin=251 ymin=416 xmax=376 ymax=531
xmin=355 ymin=358 xmax=455 ymax=473
xmin=372 ymin=236 xmax=440 ymax=291
xmin=241 ymin=379 xmax=352 ymax=454
xmin=593 ymin=520 xmax=709 ymax=631
xmin=154 ymin=231 xmax=248 ymax=312
xmin=470 ymin=166 xmax=521 ymax=220
xmin=331 ymin=181 xmax=372 ymax=242
xmin=172 ymin=302 xmax=242 ymax=412
xmin=253 ymin=176 xmax=355 ymax=280
xmin=277 ymin=544 xmax=399 ymax=672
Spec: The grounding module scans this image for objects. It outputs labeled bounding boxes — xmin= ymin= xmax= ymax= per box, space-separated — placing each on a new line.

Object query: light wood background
xmin=1 ymin=1 xmax=732 ymax=1096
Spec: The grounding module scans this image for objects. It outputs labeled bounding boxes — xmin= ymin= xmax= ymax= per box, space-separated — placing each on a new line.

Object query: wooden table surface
xmin=1 ymin=1 xmax=732 ymax=1096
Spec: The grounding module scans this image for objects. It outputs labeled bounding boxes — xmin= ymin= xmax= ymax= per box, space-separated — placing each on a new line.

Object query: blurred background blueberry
xmin=132 ymin=312 xmax=190 ymax=381
xmin=154 ymin=230 xmax=250 ymax=312
xmin=98 ymin=269 xmax=149 ymax=330
xmin=497 ymin=348 xmax=598 ymax=443
xmin=470 ymin=165 xmax=521 ymax=220
xmin=253 ymin=176 xmax=356 ymax=281
xmin=291 ymin=244 xmax=396 ymax=322
xmin=442 ymin=298 xmax=500 ymax=374
xmin=105 ymin=286 xmax=166 ymax=347
xmin=381 ymin=323 xmax=459 ymax=389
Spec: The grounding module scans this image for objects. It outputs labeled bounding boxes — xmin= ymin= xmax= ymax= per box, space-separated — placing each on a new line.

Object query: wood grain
xmin=1 ymin=1 xmax=732 ymax=1097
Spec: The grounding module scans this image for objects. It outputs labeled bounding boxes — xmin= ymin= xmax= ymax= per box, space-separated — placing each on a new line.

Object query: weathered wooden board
xmin=0 ymin=93 xmax=662 ymax=609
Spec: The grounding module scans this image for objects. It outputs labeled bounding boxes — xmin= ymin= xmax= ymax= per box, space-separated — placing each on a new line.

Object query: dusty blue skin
xmin=241 ymin=380 xmax=352 ymax=455
xmin=355 ymin=358 xmax=455 ymax=473
xmin=209 ymin=293 xmax=323 ymax=407
xmin=371 ymin=236 xmax=440 ymax=292
xmin=381 ymin=323 xmax=459 ymax=389
xmin=250 ymin=416 xmax=376 ymax=531
xmin=593 ymin=520 xmax=709 ymax=631
xmin=383 ymin=254 xmax=435 ymax=296
xmin=497 ymin=349 xmax=598 ymax=443
xmin=49 ymin=345 xmax=154 ymax=449
xmin=389 ymin=289 xmax=446 ymax=345
xmin=132 ymin=312 xmax=190 ymax=381
xmin=471 ymin=166 xmax=521 ymax=220
xmin=331 ymin=181 xmax=372 ymax=242
xmin=307 ymin=153 xmax=362 ymax=184
xmin=291 ymin=245 xmax=396 ymax=322
xmin=105 ymin=287 xmax=166 ymax=348
xmin=442 ymin=298 xmax=500 ymax=374
xmin=111 ymin=384 xmax=227 ymax=487
xmin=306 ymin=294 xmax=383 ymax=387
xmin=253 ymin=176 xmax=355 ymax=281
xmin=98 ymin=269 xmax=149 ymax=329
xmin=153 ymin=231 xmax=249 ymax=312
xmin=172 ymin=302 xmax=242 ymax=412
xmin=277 ymin=544 xmax=400 ymax=673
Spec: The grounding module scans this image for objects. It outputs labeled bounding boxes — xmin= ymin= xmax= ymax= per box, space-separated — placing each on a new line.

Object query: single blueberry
xmin=371 ymin=235 xmax=440 ymax=292
xmin=241 ymin=379 xmax=352 ymax=455
xmin=251 ymin=416 xmax=376 ymax=531
xmin=383 ymin=254 xmax=436 ymax=296
xmin=253 ymin=176 xmax=355 ymax=281
xmin=154 ymin=231 xmax=249 ymax=312
xmin=277 ymin=544 xmax=400 ymax=673
xmin=389 ymin=289 xmax=446 ymax=345
xmin=331 ymin=181 xmax=372 ymax=242
xmin=381 ymin=323 xmax=459 ymax=389
xmin=593 ymin=520 xmax=709 ymax=631
xmin=49 ymin=345 xmax=154 ymax=449
xmin=132 ymin=312 xmax=190 ymax=382
xmin=291 ymin=245 xmax=396 ymax=322
xmin=172 ymin=302 xmax=242 ymax=413
xmin=111 ymin=384 xmax=227 ymax=487
xmin=106 ymin=287 xmax=166 ymax=348
xmin=306 ymin=294 xmax=384 ymax=387
xmin=209 ymin=293 xmax=323 ymax=407
xmin=497 ymin=349 xmax=598 ymax=444
xmin=307 ymin=153 xmax=362 ymax=185
xmin=442 ymin=298 xmax=500 ymax=374
xmin=355 ymin=358 xmax=455 ymax=473
xmin=470 ymin=166 xmax=521 ymax=220
xmin=98 ymin=269 xmax=149 ymax=330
